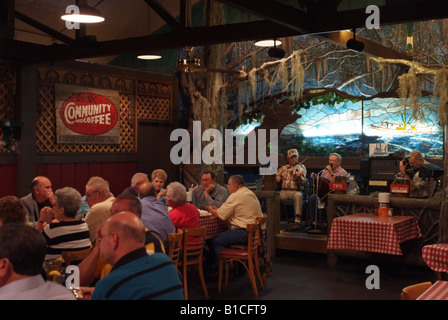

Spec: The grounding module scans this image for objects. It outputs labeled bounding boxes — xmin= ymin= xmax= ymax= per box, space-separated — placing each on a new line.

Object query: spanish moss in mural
xmin=223 ymin=20 xmax=447 ymax=159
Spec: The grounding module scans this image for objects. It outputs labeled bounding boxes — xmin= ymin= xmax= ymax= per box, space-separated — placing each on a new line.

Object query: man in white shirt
xmin=0 ymin=223 xmax=75 ymax=300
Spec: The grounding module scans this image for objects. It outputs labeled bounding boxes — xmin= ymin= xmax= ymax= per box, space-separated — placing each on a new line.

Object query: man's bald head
xmin=138 ymin=182 xmax=156 ymax=199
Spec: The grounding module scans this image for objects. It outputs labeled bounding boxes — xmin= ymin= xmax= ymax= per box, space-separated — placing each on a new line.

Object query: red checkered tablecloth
xmin=327 ymin=213 xmax=422 ymax=255
xmin=417 ymin=281 xmax=448 ymax=300
xmin=422 ymin=244 xmax=448 ymax=273
xmin=199 ymin=215 xmax=229 ymax=240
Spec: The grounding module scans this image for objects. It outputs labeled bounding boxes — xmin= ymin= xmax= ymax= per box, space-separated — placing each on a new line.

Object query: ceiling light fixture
xmin=137 ymin=7 xmax=162 ymax=61
xmin=346 ymin=29 xmax=364 ymax=52
xmin=61 ymin=0 xmax=105 ymax=23
xmin=137 ymin=54 xmax=162 ymax=60
xmin=254 ymin=39 xmax=282 ymax=47
xmin=255 ymin=39 xmax=285 ymax=59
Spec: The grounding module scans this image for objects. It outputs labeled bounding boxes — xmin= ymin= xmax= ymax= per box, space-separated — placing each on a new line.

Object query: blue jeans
xmin=209 ymin=229 xmax=248 ymax=267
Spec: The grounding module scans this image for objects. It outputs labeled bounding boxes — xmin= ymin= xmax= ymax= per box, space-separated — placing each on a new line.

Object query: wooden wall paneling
xmin=0 ymin=164 xmax=17 ymax=197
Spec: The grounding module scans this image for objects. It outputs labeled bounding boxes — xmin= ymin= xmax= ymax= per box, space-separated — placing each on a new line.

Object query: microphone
xmin=330 ymin=163 xmax=333 ymax=168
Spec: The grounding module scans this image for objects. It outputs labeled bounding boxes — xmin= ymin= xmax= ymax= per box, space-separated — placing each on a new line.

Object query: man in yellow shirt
xmin=208 ymin=175 xmax=263 ymax=268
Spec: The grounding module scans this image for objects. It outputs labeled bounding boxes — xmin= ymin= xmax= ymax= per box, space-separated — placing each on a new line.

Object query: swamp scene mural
xmin=218 ymin=20 xmax=446 ymax=160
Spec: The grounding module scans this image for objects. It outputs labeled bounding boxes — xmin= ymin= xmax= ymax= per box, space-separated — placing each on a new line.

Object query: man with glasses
xmin=89 ymin=212 xmax=183 ymax=300
xmin=192 ymin=170 xmax=228 ymax=208
xmin=84 ymin=176 xmax=115 ymax=243
xmin=78 ymin=194 xmax=165 ymax=287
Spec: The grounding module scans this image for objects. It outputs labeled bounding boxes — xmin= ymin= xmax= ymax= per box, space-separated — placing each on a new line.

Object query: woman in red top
xmin=166 ymin=182 xmax=200 ymax=231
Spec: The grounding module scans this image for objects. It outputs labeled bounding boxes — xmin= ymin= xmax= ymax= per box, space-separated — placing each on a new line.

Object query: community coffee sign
xmin=56 ymin=84 xmax=120 ymax=144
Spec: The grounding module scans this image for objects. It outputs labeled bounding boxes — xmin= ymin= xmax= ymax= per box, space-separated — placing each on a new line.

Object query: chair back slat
xmin=168 ymin=229 xmax=183 ymax=268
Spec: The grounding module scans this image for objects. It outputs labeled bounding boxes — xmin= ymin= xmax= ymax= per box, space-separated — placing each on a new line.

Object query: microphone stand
xmin=308 ymin=167 xmax=327 ymax=235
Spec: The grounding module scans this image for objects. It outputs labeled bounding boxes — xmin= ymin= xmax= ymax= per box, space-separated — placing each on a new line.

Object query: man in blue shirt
xmin=138 ymin=181 xmax=175 ymax=247
xmin=91 ymin=211 xmax=183 ymax=300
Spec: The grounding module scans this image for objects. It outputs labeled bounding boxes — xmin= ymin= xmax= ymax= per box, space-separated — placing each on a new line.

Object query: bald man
xmin=20 ymin=176 xmax=55 ymax=223
xmin=138 ymin=182 xmax=175 ymax=246
xmin=91 ymin=212 xmax=183 ymax=300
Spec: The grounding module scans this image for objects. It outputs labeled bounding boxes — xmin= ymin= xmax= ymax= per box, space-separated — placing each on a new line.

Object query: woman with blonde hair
xmin=151 ymin=169 xmax=168 ymax=205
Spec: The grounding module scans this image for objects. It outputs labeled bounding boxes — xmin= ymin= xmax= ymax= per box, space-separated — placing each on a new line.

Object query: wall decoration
xmin=55 ymin=84 xmax=121 ymax=144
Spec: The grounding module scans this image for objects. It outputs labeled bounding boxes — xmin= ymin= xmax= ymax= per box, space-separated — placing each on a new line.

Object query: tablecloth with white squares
xmin=327 ymin=213 xmax=422 ymax=255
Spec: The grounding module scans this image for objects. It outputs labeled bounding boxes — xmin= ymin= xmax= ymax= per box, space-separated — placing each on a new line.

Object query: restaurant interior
xmin=1 ymin=0 xmax=448 ymax=301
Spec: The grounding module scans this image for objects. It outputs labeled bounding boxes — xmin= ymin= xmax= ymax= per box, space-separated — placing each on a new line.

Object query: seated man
xmin=0 ymin=223 xmax=76 ymax=300
xmin=121 ymin=172 xmax=149 ymax=197
xmin=20 ymin=176 xmax=55 ymax=223
xmin=192 ymin=170 xmax=228 ymax=207
xmin=78 ymin=194 xmax=165 ymax=287
xmin=275 ymin=149 xmax=307 ymax=229
xmin=208 ymin=175 xmax=263 ymax=269
xmin=307 ymin=152 xmax=348 ymax=232
xmin=139 ymin=181 xmax=175 ymax=246
xmin=396 ymin=150 xmax=438 ymax=198
xmin=84 ymin=176 xmax=115 ymax=243
xmin=90 ymin=212 xmax=184 ymax=300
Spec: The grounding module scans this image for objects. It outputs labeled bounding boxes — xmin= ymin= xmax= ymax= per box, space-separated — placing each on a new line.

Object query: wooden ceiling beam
xmin=14 ymin=11 xmax=75 ymax=45
xmin=144 ymin=0 xmax=183 ymax=32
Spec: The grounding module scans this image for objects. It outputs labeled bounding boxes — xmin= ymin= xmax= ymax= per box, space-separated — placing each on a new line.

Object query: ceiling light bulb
xmin=137 ymin=54 xmax=162 ymax=60
xmin=254 ymin=40 xmax=282 ymax=47
xmin=61 ymin=5 xmax=105 ymax=23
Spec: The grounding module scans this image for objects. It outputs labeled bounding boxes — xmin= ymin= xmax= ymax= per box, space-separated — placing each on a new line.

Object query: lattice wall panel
xmin=136 ymin=95 xmax=171 ymax=121
xmin=0 ymin=60 xmax=17 ymax=153
xmin=136 ymin=80 xmax=172 ymax=121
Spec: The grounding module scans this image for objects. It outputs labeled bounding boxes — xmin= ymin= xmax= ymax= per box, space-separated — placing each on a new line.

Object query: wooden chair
xmin=400 ymin=281 xmax=432 ymax=300
xmin=61 ymin=245 xmax=93 ymax=266
xmin=218 ymin=223 xmax=264 ymax=297
xmin=181 ymin=227 xmax=209 ymax=300
xmin=230 ymin=214 xmax=271 ymax=281
xmin=168 ymin=229 xmax=183 ymax=278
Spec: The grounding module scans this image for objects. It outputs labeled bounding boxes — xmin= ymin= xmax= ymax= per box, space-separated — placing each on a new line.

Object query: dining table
xmin=416 ymin=281 xmax=448 ymax=300
xmin=198 ymin=214 xmax=229 ymax=240
xmin=422 ymin=243 xmax=448 ymax=280
xmin=327 ymin=213 xmax=422 ymax=256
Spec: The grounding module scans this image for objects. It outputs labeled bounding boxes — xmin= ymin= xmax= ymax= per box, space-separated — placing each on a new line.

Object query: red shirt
xmin=169 ymin=203 xmax=200 ymax=230
xmin=169 ymin=203 xmax=200 ymax=249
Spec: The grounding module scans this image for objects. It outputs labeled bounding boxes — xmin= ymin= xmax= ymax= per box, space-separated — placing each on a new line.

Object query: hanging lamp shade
xmin=61 ymin=3 xmax=105 ymax=23
xmin=137 ymin=54 xmax=162 ymax=60
xmin=254 ymin=39 xmax=282 ymax=47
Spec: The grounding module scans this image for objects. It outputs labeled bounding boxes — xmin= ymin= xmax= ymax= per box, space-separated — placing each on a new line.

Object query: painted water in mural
xmin=279 ymin=96 xmax=443 ymax=158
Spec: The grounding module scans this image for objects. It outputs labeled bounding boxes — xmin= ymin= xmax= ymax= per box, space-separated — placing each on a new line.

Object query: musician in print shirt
xmin=275 ymin=149 xmax=307 ymax=230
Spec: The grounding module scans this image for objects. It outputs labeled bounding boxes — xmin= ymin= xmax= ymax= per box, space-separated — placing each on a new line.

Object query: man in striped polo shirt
xmin=91 ymin=211 xmax=183 ymax=300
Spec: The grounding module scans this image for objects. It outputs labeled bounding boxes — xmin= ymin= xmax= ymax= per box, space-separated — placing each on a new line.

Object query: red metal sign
xmin=59 ymin=92 xmax=118 ymax=135
xmin=330 ymin=182 xmax=346 ymax=191
xmin=390 ymin=184 xmax=409 ymax=194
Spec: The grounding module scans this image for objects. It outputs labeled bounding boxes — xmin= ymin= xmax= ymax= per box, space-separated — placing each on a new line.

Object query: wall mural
xmin=223 ymin=20 xmax=447 ymax=159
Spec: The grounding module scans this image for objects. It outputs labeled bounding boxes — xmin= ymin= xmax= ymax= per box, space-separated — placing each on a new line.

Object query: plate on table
xmin=199 ymin=210 xmax=212 ymax=217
